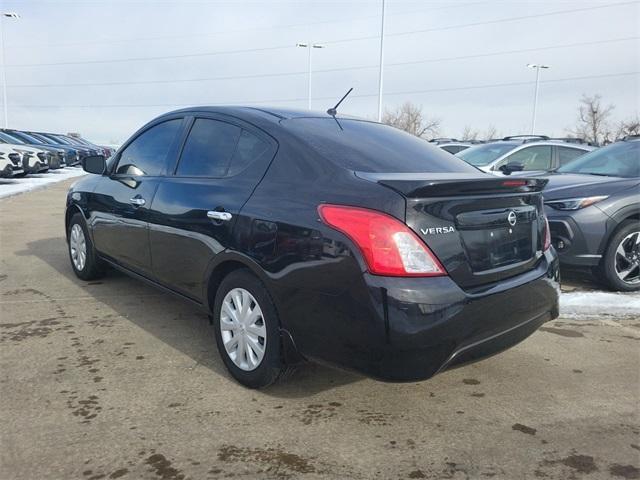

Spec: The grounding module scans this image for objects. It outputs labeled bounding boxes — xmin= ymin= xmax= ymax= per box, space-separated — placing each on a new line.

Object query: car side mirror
xmin=82 ymin=155 xmax=106 ymax=175
xmin=499 ymin=163 xmax=524 ymax=175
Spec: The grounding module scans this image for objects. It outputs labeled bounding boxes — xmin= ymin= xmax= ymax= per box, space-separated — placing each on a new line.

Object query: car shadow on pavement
xmin=18 ymin=237 xmax=361 ymax=397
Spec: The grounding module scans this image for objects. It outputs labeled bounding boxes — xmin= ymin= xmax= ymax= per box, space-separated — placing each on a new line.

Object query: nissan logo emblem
xmin=507 ymin=211 xmax=517 ymax=226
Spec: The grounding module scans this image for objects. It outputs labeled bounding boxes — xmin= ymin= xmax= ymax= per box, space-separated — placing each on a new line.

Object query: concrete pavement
xmin=1 ymin=179 xmax=638 ymax=480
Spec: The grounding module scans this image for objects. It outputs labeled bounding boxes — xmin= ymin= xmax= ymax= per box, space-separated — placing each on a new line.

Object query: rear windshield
xmin=456 ymin=142 xmax=517 ymax=166
xmin=282 ymin=118 xmax=478 ymax=173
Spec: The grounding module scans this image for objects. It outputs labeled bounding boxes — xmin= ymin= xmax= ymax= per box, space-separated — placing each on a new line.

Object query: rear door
xmin=90 ymin=118 xmax=185 ymax=277
xmin=557 ymin=145 xmax=588 ymax=168
xmin=149 ymin=114 xmax=277 ymax=301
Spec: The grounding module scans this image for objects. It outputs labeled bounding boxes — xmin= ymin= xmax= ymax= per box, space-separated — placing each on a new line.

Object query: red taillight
xmin=318 ymin=204 xmax=446 ymax=277
xmin=502 ymin=179 xmax=527 ymax=187
xmin=543 ymin=215 xmax=551 ymax=251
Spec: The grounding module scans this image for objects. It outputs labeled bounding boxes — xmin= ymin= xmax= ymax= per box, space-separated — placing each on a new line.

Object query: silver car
xmin=456 ymin=136 xmax=594 ymax=176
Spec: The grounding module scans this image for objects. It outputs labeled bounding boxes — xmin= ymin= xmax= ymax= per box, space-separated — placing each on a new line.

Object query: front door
xmin=148 ymin=115 xmax=276 ymax=301
xmin=90 ymin=118 xmax=184 ymax=277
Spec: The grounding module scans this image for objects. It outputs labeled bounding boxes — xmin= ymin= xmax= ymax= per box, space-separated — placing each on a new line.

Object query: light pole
xmin=1 ymin=12 xmax=19 ymax=128
xmin=296 ymin=42 xmax=325 ymax=110
xmin=377 ymin=0 xmax=386 ymax=122
xmin=527 ymin=63 xmax=550 ymax=134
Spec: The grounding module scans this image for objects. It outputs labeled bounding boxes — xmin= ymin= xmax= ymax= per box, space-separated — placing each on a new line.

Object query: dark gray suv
xmin=540 ymin=137 xmax=639 ymax=291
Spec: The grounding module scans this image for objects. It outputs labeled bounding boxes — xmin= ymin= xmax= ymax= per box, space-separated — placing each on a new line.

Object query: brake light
xmin=543 ymin=215 xmax=551 ymax=251
xmin=502 ymin=179 xmax=527 ymax=187
xmin=318 ymin=204 xmax=446 ymax=277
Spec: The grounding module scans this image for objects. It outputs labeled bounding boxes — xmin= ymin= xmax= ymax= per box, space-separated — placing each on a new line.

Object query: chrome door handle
xmin=207 ymin=210 xmax=232 ymax=221
xmin=129 ymin=197 xmax=146 ymax=206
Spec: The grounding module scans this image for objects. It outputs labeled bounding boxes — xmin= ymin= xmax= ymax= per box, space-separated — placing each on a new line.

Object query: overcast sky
xmin=1 ymin=0 xmax=638 ymax=143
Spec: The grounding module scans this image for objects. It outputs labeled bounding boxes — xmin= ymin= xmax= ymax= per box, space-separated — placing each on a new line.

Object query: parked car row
xmin=0 ymin=129 xmax=114 ymax=179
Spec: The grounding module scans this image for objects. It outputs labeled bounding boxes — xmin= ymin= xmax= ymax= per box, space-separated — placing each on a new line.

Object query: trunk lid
xmin=356 ymin=172 xmax=549 ymax=290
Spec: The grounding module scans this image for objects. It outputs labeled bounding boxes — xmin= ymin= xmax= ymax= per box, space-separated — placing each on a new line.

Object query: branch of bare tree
xmin=382 ymin=102 xmax=441 ymax=139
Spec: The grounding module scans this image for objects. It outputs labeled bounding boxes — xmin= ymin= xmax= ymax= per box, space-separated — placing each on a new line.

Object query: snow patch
xmin=560 ymin=290 xmax=640 ymax=317
xmin=0 ymin=168 xmax=86 ymax=199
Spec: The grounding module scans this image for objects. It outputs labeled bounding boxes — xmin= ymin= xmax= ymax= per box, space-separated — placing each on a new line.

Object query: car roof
xmin=476 ymin=139 xmax=593 ymax=149
xmin=162 ymin=105 xmax=340 ymax=122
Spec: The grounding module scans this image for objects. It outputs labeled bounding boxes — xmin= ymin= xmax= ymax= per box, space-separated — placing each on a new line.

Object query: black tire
xmin=67 ymin=212 xmax=105 ymax=281
xmin=599 ymin=220 xmax=640 ymax=292
xmin=212 ymin=269 xmax=288 ymax=388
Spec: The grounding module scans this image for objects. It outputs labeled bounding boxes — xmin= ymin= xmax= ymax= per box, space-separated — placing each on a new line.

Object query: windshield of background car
xmin=36 ymin=134 xmax=64 ymax=144
xmin=282 ymin=118 xmax=479 ymax=173
xmin=0 ymin=132 xmax=25 ymax=144
xmin=51 ymin=135 xmax=74 ymax=145
xmin=456 ymin=142 xmax=517 ymax=166
xmin=556 ymin=141 xmax=640 ymax=178
xmin=11 ymin=132 xmax=44 ymax=144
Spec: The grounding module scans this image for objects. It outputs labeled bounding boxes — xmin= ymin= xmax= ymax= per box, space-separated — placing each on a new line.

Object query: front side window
xmin=558 ymin=146 xmax=588 ymax=166
xmin=116 ymin=119 xmax=182 ymax=176
xmin=176 ymin=118 xmax=241 ymax=177
xmin=500 ymin=145 xmax=552 ymax=171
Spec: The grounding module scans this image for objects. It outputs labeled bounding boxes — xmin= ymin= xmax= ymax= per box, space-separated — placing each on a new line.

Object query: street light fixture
xmin=527 ymin=63 xmax=551 ymax=135
xmin=1 ymin=11 xmax=20 ymax=128
xmin=296 ymin=42 xmax=325 ymax=110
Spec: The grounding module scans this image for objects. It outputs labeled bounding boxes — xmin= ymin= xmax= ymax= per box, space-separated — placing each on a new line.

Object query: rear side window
xmin=558 ymin=146 xmax=586 ymax=166
xmin=117 ymin=119 xmax=182 ymax=176
xmin=502 ymin=145 xmax=552 ymax=171
xmin=441 ymin=145 xmax=466 ymax=154
xmin=177 ymin=118 xmax=241 ymax=177
xmin=282 ymin=118 xmax=478 ymax=173
xmin=227 ymin=129 xmax=271 ymax=176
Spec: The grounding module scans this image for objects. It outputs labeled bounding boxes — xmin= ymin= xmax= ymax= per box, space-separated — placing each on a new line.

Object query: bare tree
xmin=482 ymin=124 xmax=499 ymax=140
xmin=460 ymin=125 xmax=479 ymax=141
xmin=614 ymin=115 xmax=640 ymax=139
xmin=569 ymin=94 xmax=615 ymax=145
xmin=382 ymin=102 xmax=441 ymax=139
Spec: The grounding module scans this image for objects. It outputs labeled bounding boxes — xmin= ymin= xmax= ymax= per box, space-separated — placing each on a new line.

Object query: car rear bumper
xmin=307 ymin=250 xmax=560 ymax=382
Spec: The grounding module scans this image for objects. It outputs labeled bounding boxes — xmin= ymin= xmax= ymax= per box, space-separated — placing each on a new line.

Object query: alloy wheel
xmin=614 ymin=231 xmax=640 ymax=285
xmin=220 ymin=288 xmax=267 ymax=371
xmin=69 ymin=224 xmax=87 ymax=271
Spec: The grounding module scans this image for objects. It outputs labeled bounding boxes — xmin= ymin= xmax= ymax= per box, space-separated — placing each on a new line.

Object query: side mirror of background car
xmin=82 ymin=155 xmax=106 ymax=175
xmin=499 ymin=163 xmax=524 ymax=175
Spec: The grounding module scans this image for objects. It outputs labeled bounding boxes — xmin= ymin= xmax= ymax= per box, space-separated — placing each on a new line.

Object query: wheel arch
xmin=203 ymin=252 xmax=278 ymax=315
xmin=203 ymin=253 xmax=304 ymax=364
xmin=599 ymin=208 xmax=640 ymax=254
xmin=64 ymin=204 xmax=85 ymax=241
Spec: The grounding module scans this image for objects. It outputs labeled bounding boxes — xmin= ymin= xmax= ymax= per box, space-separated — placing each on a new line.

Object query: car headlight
xmin=545 ymin=195 xmax=609 ymax=210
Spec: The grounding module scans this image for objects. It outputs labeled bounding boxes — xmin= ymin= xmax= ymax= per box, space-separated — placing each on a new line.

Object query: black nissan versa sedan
xmin=65 ymin=107 xmax=560 ymax=388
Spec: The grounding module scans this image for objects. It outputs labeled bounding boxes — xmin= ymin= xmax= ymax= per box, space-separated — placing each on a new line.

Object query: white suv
xmin=0 ymin=145 xmax=24 ymax=177
xmin=456 ymin=136 xmax=594 ymax=175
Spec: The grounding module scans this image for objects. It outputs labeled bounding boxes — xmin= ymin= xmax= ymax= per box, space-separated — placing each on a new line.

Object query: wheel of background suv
xmin=600 ymin=220 xmax=640 ymax=292
xmin=68 ymin=213 xmax=105 ymax=281
xmin=212 ymin=269 xmax=289 ymax=388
